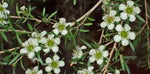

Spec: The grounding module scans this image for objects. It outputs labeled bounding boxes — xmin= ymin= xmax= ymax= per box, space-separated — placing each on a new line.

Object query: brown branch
xmin=12 ymin=56 xmax=23 ymax=66
xmin=98 ymin=29 xmax=104 ymax=44
xmin=102 ymin=43 xmax=117 ymax=74
xmin=76 ymin=0 xmax=103 ymax=22
xmin=0 ymin=47 xmax=19 ymax=54
xmin=105 ymin=41 xmax=114 ymax=46
xmin=9 ymin=16 xmax=42 ymax=23
xmin=145 ymin=0 xmax=150 ymax=67
xmin=0 ymin=29 xmax=30 ymax=33
xmin=136 ymin=24 xmax=147 ymax=36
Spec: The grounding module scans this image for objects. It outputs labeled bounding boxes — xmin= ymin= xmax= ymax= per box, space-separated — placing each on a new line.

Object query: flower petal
xmin=59 ymin=18 xmax=66 ymax=24
xmin=124 ymin=24 xmax=131 ymax=31
xmin=54 ymin=38 xmax=60 ymax=45
xmin=3 ymin=2 xmax=8 ymax=8
xmin=59 ymin=61 xmax=65 ymax=67
xmin=134 ymin=7 xmax=141 ymax=14
xmin=99 ymin=45 xmax=105 ymax=51
xmin=89 ymin=49 xmax=96 ymax=55
xmin=45 ymin=66 xmax=51 ymax=72
xmin=115 ymin=17 xmax=121 ymax=22
xmin=28 ymin=52 xmax=35 ymax=59
xmin=121 ymin=39 xmax=129 ymax=46
xmin=103 ymin=51 xmax=109 ymax=57
xmin=129 ymin=15 xmax=136 ymax=22
xmin=34 ymin=46 xmax=41 ymax=52
xmin=100 ymin=22 xmax=107 ymax=28
xmin=108 ymin=24 xmax=114 ymax=30
xmin=127 ymin=1 xmax=134 ymax=7
xmin=97 ymin=59 xmax=103 ymax=65
xmin=53 ymin=29 xmax=59 ymax=35
xmin=114 ymin=35 xmax=121 ymax=42
xmin=53 ymin=54 xmax=60 ymax=61
xmin=109 ymin=10 xmax=117 ymax=16
xmin=128 ymin=32 xmax=136 ymax=40
xmin=54 ymin=68 xmax=60 ymax=74
xmin=20 ymin=48 xmax=27 ymax=54
xmin=61 ymin=30 xmax=68 ymax=35
xmin=119 ymin=4 xmax=126 ymax=10
xmin=115 ymin=24 xmax=123 ymax=32
xmin=46 ymin=57 xmax=52 ymax=64
xmin=41 ymin=31 xmax=47 ymax=36
xmin=120 ymin=12 xmax=128 ymax=20
xmin=89 ymin=56 xmax=95 ymax=63
xmin=52 ymin=46 xmax=59 ymax=53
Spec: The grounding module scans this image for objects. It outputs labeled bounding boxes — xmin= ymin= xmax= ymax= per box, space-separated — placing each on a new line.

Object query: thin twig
xmin=99 ymin=29 xmax=104 ymax=44
xmin=136 ymin=24 xmax=147 ymax=36
xmin=102 ymin=43 xmax=117 ymax=74
xmin=105 ymin=41 xmax=114 ymax=46
xmin=76 ymin=0 xmax=102 ymax=22
xmin=12 ymin=56 xmax=23 ymax=66
xmin=145 ymin=0 xmax=150 ymax=66
xmin=0 ymin=29 xmax=30 ymax=33
xmin=0 ymin=47 xmax=19 ymax=54
xmin=9 ymin=16 xmax=42 ymax=23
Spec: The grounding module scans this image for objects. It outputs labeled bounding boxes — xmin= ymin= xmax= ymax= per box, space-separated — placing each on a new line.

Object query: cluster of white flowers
xmin=77 ymin=66 xmax=94 ymax=74
xmin=25 ymin=66 xmax=43 ymax=74
xmin=89 ymin=45 xmax=108 ymax=65
xmin=45 ymin=54 xmax=65 ymax=73
xmin=20 ymin=38 xmax=41 ymax=59
xmin=100 ymin=0 xmax=140 ymax=46
xmin=0 ymin=2 xmax=10 ymax=25
xmin=53 ymin=18 xmax=73 ymax=36
xmin=119 ymin=1 xmax=141 ymax=22
xmin=114 ymin=24 xmax=135 ymax=46
xmin=100 ymin=10 xmax=120 ymax=30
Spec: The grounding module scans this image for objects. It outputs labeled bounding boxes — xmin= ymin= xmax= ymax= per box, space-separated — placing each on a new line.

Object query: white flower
xmin=72 ymin=45 xmax=87 ymax=59
xmin=31 ymin=31 xmax=47 ymax=44
xmin=115 ymin=69 xmax=120 ymax=74
xmin=45 ymin=55 xmax=65 ymax=73
xmin=119 ymin=1 xmax=141 ymax=22
xmin=53 ymin=18 xmax=72 ymax=35
xmin=44 ymin=34 xmax=60 ymax=53
xmin=20 ymin=38 xmax=41 ymax=59
xmin=25 ymin=66 xmax=43 ymax=74
xmin=0 ymin=2 xmax=10 ymax=25
xmin=21 ymin=6 xmax=26 ymax=11
xmin=114 ymin=24 xmax=136 ymax=46
xmin=77 ymin=66 xmax=94 ymax=74
xmin=89 ymin=45 xmax=108 ymax=65
xmin=100 ymin=10 xmax=120 ymax=30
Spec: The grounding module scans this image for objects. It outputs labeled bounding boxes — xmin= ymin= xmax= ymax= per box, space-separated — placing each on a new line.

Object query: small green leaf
xmin=124 ymin=62 xmax=130 ymax=74
xmin=27 ymin=23 xmax=33 ymax=31
xmin=81 ymin=39 xmax=92 ymax=48
xmin=136 ymin=14 xmax=145 ymax=23
xmin=0 ymin=32 xmax=8 ymax=42
xmin=73 ymin=0 xmax=77 ymax=5
xmin=129 ymin=41 xmax=135 ymax=52
xmin=79 ymin=29 xmax=89 ymax=32
xmin=87 ymin=17 xmax=95 ymax=21
xmin=120 ymin=59 xmax=125 ymax=71
xmin=42 ymin=7 xmax=46 ymax=16
xmin=48 ymin=11 xmax=57 ymax=19
xmin=84 ymin=23 xmax=93 ymax=26
xmin=8 ymin=54 xmax=21 ymax=65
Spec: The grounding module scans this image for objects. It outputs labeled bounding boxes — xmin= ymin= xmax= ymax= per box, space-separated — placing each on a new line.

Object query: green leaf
xmin=87 ymin=17 xmax=95 ymax=21
xmin=129 ymin=41 xmax=135 ymax=52
xmin=136 ymin=14 xmax=145 ymax=23
xmin=8 ymin=54 xmax=21 ymax=65
xmin=48 ymin=11 xmax=57 ymax=19
xmin=73 ymin=0 xmax=77 ymax=5
xmin=81 ymin=39 xmax=92 ymax=48
xmin=124 ymin=62 xmax=130 ymax=74
xmin=79 ymin=29 xmax=89 ymax=32
xmin=16 ymin=33 xmax=22 ymax=44
xmin=120 ymin=59 xmax=125 ymax=71
xmin=84 ymin=23 xmax=93 ymax=26
xmin=42 ymin=7 xmax=46 ymax=16
xmin=0 ymin=32 xmax=8 ymax=42
xmin=27 ymin=23 xmax=33 ymax=31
